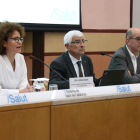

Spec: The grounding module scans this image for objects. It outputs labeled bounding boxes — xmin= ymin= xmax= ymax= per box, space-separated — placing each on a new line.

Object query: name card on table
xmin=69 ymin=77 xmax=93 ymax=89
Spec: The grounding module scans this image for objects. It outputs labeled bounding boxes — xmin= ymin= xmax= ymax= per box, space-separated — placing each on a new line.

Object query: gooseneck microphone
xmin=101 ymin=52 xmax=128 ymax=70
xmin=101 ymin=52 xmax=140 ymax=79
xmin=29 ymin=55 xmax=69 ymax=82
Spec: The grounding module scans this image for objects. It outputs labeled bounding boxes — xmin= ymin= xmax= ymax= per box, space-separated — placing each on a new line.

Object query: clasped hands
xmin=19 ymin=84 xmax=33 ymax=93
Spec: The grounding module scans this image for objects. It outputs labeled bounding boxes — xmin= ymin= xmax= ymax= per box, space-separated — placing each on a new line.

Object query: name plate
xmin=64 ymin=89 xmax=87 ymax=98
xmin=69 ymin=77 xmax=93 ymax=89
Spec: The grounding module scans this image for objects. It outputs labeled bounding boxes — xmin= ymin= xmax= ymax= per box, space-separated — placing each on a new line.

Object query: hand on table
xmin=19 ymin=84 xmax=33 ymax=93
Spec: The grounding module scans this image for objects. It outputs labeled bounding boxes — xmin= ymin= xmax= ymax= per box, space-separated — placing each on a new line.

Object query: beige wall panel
xmin=89 ymin=54 xmax=112 ymax=78
xmin=83 ymin=33 xmax=126 ymax=51
xmin=132 ymin=0 xmax=140 ymax=28
xmin=22 ymin=32 xmax=33 ymax=53
xmin=44 ymin=55 xmax=59 ymax=78
xmin=81 ymin=0 xmax=130 ymax=29
xmin=45 ymin=32 xmax=66 ymax=53
xmin=45 ymin=32 xmax=126 ymax=52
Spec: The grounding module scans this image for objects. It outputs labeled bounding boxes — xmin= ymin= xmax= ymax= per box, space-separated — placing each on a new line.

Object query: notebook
xmin=100 ymin=69 xmax=125 ymax=86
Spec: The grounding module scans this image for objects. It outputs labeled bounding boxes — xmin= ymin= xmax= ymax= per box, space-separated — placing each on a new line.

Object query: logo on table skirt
xmin=116 ymin=85 xmax=131 ymax=93
xmin=7 ymin=94 xmax=28 ymax=103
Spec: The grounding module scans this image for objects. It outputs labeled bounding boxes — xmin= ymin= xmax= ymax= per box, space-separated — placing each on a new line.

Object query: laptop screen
xmin=100 ymin=69 xmax=125 ymax=86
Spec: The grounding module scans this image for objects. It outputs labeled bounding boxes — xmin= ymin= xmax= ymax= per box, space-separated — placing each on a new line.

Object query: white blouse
xmin=0 ymin=53 xmax=28 ymax=94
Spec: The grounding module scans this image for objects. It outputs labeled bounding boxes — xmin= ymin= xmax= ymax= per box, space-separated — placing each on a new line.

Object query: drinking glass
xmin=49 ymin=84 xmax=58 ymax=91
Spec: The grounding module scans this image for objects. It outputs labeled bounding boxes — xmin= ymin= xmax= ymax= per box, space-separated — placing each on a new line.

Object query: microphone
xmin=101 ymin=52 xmax=140 ymax=79
xmin=29 ymin=55 xmax=69 ymax=82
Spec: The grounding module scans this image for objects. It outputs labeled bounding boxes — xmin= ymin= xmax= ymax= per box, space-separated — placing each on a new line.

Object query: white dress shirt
xmin=126 ymin=45 xmax=139 ymax=74
xmin=0 ymin=53 xmax=28 ymax=94
xmin=68 ymin=53 xmax=85 ymax=77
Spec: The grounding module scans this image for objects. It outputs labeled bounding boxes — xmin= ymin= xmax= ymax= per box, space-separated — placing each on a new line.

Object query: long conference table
xmin=0 ymin=83 xmax=140 ymax=140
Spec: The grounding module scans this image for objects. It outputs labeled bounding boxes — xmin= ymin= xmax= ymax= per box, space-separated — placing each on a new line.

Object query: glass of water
xmin=49 ymin=84 xmax=58 ymax=91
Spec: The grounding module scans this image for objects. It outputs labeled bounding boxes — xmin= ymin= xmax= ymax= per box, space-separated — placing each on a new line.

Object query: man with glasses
xmin=108 ymin=27 xmax=140 ymax=84
xmin=49 ymin=30 xmax=100 ymax=89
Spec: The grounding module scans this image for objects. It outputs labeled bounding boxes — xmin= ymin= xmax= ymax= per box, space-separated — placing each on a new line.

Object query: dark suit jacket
xmin=49 ymin=51 xmax=100 ymax=89
xmin=108 ymin=45 xmax=140 ymax=84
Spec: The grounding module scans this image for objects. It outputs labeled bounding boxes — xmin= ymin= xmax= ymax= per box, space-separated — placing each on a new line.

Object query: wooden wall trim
xmin=85 ymin=51 xmax=114 ymax=55
xmin=83 ymin=29 xmax=127 ymax=33
xmin=130 ymin=0 xmax=133 ymax=27
xmin=22 ymin=52 xmax=115 ymax=56
xmin=43 ymin=51 xmax=115 ymax=56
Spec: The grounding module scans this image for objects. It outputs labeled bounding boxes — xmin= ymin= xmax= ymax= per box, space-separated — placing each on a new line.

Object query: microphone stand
xmin=30 ymin=56 xmax=69 ymax=82
xmin=101 ymin=52 xmax=140 ymax=79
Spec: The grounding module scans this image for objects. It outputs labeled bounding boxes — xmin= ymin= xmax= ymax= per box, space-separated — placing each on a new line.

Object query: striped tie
xmin=77 ymin=61 xmax=83 ymax=77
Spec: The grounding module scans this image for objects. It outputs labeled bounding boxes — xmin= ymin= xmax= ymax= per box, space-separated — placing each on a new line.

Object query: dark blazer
xmin=108 ymin=45 xmax=140 ymax=84
xmin=49 ymin=51 xmax=100 ymax=89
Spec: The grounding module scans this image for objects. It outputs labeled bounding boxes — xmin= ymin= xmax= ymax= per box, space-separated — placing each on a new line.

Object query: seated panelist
xmin=108 ymin=27 xmax=140 ymax=84
xmin=49 ymin=30 xmax=100 ymax=89
xmin=0 ymin=21 xmax=33 ymax=94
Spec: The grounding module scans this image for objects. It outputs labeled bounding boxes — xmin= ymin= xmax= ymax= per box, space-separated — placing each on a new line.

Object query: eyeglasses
xmin=8 ymin=37 xmax=24 ymax=43
xmin=71 ymin=39 xmax=88 ymax=45
xmin=129 ymin=37 xmax=140 ymax=42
